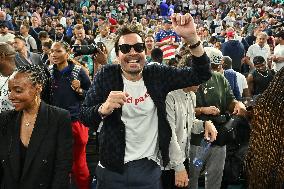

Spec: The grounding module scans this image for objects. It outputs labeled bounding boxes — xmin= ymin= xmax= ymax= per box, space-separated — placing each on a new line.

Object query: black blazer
xmin=0 ymin=102 xmax=72 ymax=189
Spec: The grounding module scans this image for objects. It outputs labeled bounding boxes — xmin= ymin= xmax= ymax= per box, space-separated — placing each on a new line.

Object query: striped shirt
xmin=155 ymin=30 xmax=180 ymax=60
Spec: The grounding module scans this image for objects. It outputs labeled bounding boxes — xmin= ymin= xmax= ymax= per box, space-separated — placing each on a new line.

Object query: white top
xmin=0 ymin=33 xmax=15 ymax=43
xmin=25 ymin=35 xmax=37 ymax=51
xmin=246 ymin=43 xmax=271 ymax=64
xmin=94 ymin=34 xmax=116 ymax=54
xmin=165 ymin=89 xmax=204 ymax=171
xmin=122 ymin=76 xmax=159 ymax=164
xmin=0 ymin=74 xmax=14 ymax=113
xmin=236 ymin=72 xmax=248 ymax=97
xmin=272 ymin=44 xmax=284 ymax=72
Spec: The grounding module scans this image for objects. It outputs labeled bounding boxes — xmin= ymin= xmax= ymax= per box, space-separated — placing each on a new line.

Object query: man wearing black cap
xmin=247 ymin=56 xmax=274 ymax=98
xmin=0 ymin=21 xmax=15 ymax=44
xmin=272 ymin=31 xmax=284 ymax=72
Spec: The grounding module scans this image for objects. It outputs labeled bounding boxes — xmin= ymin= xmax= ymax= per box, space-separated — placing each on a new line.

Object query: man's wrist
xmin=98 ymin=103 xmax=113 ymax=119
xmin=98 ymin=104 xmax=107 ymax=119
xmin=183 ymin=34 xmax=199 ymax=45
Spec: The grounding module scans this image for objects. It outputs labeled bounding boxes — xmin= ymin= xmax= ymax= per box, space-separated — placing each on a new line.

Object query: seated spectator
xmin=13 ymin=36 xmax=43 ymax=67
xmin=0 ymin=21 xmax=15 ymax=44
xmin=38 ymin=31 xmax=51 ymax=43
xmin=41 ymin=40 xmax=53 ymax=65
xmin=20 ymin=21 xmax=38 ymax=53
xmin=0 ymin=10 xmax=14 ymax=31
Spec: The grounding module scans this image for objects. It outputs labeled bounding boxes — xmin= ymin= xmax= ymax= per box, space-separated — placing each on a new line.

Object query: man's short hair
xmin=14 ymin=35 xmax=26 ymax=43
xmin=114 ymin=26 xmax=145 ymax=56
xmin=42 ymin=40 xmax=53 ymax=49
xmin=38 ymin=31 xmax=49 ymax=39
xmin=145 ymin=34 xmax=154 ymax=40
xmin=55 ymin=23 xmax=64 ymax=28
xmin=257 ymin=32 xmax=268 ymax=39
xmin=74 ymin=24 xmax=84 ymax=31
xmin=0 ymin=42 xmax=16 ymax=56
xmin=222 ymin=56 xmax=232 ymax=70
xmin=151 ymin=48 xmax=163 ymax=63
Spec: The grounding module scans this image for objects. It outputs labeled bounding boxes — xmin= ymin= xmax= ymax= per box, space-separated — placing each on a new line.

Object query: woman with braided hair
xmin=0 ymin=64 xmax=73 ymax=189
xmin=245 ymin=67 xmax=284 ymax=189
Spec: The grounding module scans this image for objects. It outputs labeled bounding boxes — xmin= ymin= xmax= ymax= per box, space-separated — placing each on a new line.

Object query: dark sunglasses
xmin=118 ymin=43 xmax=145 ymax=54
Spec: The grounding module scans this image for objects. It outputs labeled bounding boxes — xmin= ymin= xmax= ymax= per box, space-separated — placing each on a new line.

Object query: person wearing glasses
xmin=80 ymin=13 xmax=212 ymax=189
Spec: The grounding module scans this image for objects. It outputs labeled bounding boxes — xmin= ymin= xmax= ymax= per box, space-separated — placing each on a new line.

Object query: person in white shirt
xmin=272 ymin=31 xmax=284 ymax=72
xmin=0 ymin=22 xmax=15 ymax=44
xmin=162 ymin=82 xmax=217 ymax=189
xmin=0 ymin=42 xmax=16 ymax=112
xmin=94 ymin=23 xmax=116 ymax=54
xmin=245 ymin=32 xmax=271 ymax=64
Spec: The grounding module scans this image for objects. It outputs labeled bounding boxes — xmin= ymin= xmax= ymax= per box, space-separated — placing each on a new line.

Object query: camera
xmin=72 ymin=43 xmax=99 ymax=56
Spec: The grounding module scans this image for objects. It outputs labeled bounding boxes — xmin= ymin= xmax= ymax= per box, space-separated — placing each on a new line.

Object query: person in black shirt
xmin=247 ymin=56 xmax=274 ymax=99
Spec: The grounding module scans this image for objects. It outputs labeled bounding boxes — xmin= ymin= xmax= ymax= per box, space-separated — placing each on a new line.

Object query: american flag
xmin=156 ymin=30 xmax=180 ymax=60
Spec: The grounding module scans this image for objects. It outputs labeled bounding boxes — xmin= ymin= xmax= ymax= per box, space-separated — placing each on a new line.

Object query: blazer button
xmin=39 ymin=183 xmax=44 ymax=187
xmin=1 ymin=159 xmax=4 ymax=164
xmin=42 ymin=159 xmax=48 ymax=164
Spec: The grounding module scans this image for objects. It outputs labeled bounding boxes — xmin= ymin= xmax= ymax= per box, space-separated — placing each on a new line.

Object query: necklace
xmin=23 ymin=110 xmax=39 ymax=128
xmin=24 ymin=115 xmax=36 ymax=127
xmin=0 ymin=75 xmax=11 ymax=96
xmin=256 ymin=70 xmax=269 ymax=78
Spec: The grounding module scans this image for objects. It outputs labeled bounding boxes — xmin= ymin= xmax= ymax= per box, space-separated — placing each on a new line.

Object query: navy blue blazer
xmin=0 ymin=102 xmax=72 ymax=189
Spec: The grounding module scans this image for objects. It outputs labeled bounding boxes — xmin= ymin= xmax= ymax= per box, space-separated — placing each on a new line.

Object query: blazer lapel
xmin=9 ymin=111 xmax=22 ymax=181
xmin=21 ymin=102 xmax=49 ymax=179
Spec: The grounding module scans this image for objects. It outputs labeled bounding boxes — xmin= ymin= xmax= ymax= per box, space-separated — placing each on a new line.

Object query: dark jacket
xmin=50 ymin=62 xmax=91 ymax=121
xmin=221 ymin=40 xmax=245 ymax=73
xmin=0 ymin=102 xmax=73 ymax=189
xmin=80 ymin=53 xmax=211 ymax=173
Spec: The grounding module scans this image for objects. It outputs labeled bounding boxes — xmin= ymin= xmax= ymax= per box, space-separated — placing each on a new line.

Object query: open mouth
xmin=127 ymin=59 xmax=139 ymax=64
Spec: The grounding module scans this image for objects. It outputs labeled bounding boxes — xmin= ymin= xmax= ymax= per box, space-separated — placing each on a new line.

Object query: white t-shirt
xmin=122 ymin=76 xmax=159 ymax=164
xmin=0 ymin=33 xmax=15 ymax=44
xmin=236 ymin=72 xmax=248 ymax=97
xmin=0 ymin=74 xmax=14 ymax=113
xmin=246 ymin=43 xmax=271 ymax=64
xmin=272 ymin=44 xmax=284 ymax=72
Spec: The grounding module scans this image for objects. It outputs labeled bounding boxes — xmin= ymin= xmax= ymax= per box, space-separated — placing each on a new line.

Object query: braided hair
xmin=245 ymin=67 xmax=284 ymax=188
xmin=16 ymin=64 xmax=48 ymax=88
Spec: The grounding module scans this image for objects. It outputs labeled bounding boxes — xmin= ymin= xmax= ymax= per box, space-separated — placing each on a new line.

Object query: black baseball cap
xmin=253 ymin=56 xmax=266 ymax=65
